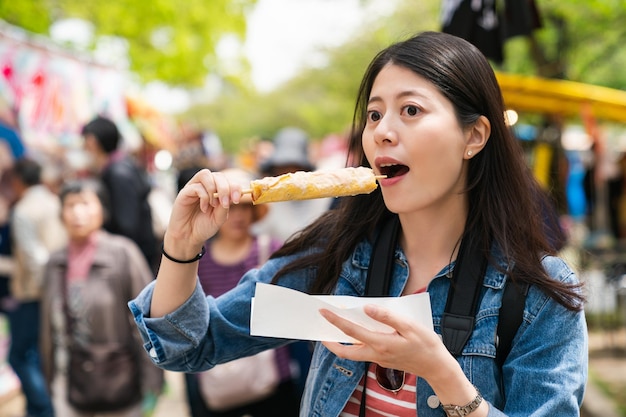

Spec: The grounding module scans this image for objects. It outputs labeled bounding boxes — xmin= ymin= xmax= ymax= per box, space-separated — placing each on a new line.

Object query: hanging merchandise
xmin=125 ymin=96 xmax=178 ymax=153
xmin=0 ymin=20 xmax=129 ymax=150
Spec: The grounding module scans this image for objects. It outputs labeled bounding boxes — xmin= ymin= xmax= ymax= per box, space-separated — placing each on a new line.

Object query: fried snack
xmin=250 ymin=167 xmax=379 ymax=204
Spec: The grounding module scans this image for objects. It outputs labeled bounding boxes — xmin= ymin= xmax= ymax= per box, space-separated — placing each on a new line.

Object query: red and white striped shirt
xmin=340 ymin=363 xmax=418 ymax=416
xmin=341 ymin=287 xmax=426 ymax=416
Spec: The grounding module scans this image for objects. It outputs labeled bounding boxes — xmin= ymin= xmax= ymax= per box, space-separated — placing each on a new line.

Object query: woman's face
xmin=61 ymin=189 xmax=104 ymax=241
xmin=362 ymin=63 xmax=471 ymax=215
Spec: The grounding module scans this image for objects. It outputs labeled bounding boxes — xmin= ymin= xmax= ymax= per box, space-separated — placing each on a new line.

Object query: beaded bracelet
xmin=161 ymin=243 xmax=206 ymax=264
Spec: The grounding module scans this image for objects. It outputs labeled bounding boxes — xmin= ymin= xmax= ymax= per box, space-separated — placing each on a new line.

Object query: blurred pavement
xmin=0 ymin=370 xmax=191 ymax=417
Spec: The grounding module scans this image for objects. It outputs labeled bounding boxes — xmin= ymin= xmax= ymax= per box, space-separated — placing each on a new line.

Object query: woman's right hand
xmin=151 ymin=169 xmax=246 ymax=317
xmin=164 ymin=169 xmax=245 ymax=257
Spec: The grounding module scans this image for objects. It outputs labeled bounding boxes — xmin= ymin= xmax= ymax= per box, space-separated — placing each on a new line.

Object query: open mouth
xmin=379 ymin=163 xmax=409 ymax=178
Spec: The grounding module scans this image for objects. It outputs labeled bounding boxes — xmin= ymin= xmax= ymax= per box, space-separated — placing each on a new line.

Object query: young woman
xmin=129 ymin=31 xmax=587 ymax=417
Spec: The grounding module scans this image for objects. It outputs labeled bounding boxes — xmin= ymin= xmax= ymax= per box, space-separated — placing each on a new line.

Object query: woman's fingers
xmin=319 ymin=308 xmax=378 ymax=344
xmin=167 ymin=169 xmax=247 ymax=245
xmin=319 ymin=304 xmax=440 ymax=372
xmin=319 ymin=309 xmax=361 ymax=341
xmin=177 ymin=169 xmax=245 ymax=213
xmin=319 ymin=309 xmax=368 ymax=359
xmin=318 ymin=308 xmax=396 ymax=363
xmin=362 ymin=304 xmax=415 ymax=336
xmin=195 ymin=169 xmax=243 ymax=208
xmin=320 ymin=304 xmax=411 ymax=344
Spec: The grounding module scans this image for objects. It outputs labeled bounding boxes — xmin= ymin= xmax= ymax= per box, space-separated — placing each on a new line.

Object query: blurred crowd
xmin=0 ymin=108 xmax=350 ymax=417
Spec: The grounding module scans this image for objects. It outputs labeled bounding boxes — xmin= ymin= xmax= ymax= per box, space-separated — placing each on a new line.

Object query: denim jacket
xmin=129 ymin=239 xmax=587 ymax=417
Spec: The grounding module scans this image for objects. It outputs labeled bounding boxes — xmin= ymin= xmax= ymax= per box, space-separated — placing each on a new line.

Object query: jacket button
xmin=427 ymin=395 xmax=440 ymax=408
xmin=149 ymin=347 xmax=157 ymax=358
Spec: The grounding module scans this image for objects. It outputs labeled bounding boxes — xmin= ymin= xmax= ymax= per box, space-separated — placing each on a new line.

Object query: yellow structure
xmin=496 ymin=72 xmax=626 ymax=124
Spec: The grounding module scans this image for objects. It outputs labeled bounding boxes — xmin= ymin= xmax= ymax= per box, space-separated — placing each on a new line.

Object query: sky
xmin=244 ymin=0 xmax=398 ymax=92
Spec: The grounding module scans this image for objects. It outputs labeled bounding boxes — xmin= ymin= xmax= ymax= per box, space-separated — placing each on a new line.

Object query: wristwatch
xmin=442 ymin=388 xmax=483 ymax=417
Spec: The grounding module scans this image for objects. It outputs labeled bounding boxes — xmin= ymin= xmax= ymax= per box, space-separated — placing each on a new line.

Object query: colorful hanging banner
xmin=0 ymin=21 xmax=128 ymax=149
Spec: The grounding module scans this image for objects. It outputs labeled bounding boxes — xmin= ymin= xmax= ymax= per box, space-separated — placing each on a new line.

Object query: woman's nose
xmin=373 ymin=114 xmax=398 ymax=145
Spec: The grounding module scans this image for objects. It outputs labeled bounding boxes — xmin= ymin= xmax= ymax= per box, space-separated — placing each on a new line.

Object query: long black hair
xmin=272 ymin=31 xmax=583 ymax=310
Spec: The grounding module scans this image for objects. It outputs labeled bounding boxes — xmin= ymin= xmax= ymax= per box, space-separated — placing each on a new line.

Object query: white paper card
xmin=250 ymin=283 xmax=433 ymax=343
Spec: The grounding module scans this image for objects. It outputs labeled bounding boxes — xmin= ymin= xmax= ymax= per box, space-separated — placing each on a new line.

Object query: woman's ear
xmin=464 ymin=116 xmax=490 ymax=159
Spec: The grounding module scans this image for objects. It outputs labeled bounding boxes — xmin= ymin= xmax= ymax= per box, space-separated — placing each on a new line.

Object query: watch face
xmin=442 ymin=390 xmax=483 ymax=417
xmin=443 ymin=408 xmax=461 ymax=417
xmin=443 ymin=407 xmax=468 ymax=417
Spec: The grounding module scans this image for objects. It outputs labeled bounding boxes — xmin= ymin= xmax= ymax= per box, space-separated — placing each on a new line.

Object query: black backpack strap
xmin=363 ymin=215 xmax=527 ymax=369
xmin=360 ymin=216 xmax=526 ymax=416
xmin=360 ymin=215 xmax=400 ymax=417
xmin=441 ymin=233 xmax=488 ymax=356
xmin=365 ymin=216 xmax=400 ymax=297
xmin=496 ymin=277 xmax=529 ymax=367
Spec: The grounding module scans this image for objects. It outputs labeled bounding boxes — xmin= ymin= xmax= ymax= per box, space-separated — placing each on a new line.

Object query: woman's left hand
xmin=320 ymin=304 xmax=456 ymax=382
xmin=321 ymin=303 xmax=489 ymax=417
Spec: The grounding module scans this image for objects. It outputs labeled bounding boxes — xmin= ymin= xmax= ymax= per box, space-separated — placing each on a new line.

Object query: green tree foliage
xmin=0 ymin=0 xmax=256 ymax=86
xmin=504 ymin=0 xmax=626 ymax=89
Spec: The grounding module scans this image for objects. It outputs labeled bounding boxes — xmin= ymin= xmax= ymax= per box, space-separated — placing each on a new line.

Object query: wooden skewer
xmin=212 ymin=189 xmax=251 ymax=198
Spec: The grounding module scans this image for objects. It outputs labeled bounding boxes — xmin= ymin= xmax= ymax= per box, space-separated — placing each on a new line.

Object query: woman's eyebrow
xmin=368 ymin=89 xmax=429 ymax=105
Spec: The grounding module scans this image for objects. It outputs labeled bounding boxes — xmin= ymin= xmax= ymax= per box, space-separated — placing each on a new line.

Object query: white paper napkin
xmin=250 ymin=283 xmax=433 ymax=343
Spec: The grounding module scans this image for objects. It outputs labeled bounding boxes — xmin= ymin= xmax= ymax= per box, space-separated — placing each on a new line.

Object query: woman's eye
xmin=367 ymin=111 xmax=382 ymax=122
xmin=404 ymin=105 xmax=420 ymax=116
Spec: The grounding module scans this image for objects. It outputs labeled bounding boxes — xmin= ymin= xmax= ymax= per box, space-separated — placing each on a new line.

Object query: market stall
xmin=497 ymin=72 xmax=626 ymax=124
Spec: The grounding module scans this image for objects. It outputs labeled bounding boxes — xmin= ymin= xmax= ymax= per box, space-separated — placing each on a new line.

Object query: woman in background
xmin=182 ymin=168 xmax=300 ymax=417
xmin=40 ymin=179 xmax=163 ymax=417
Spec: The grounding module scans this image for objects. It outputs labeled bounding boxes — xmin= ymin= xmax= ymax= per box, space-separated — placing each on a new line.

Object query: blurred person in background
xmin=0 ymin=133 xmax=18 ymax=393
xmin=0 ymin=127 xmax=20 ymax=315
xmin=177 ymin=167 xmax=299 ymax=417
xmin=8 ymin=157 xmax=67 ymax=417
xmin=0 ymin=140 xmax=15 ymax=316
xmin=254 ymin=126 xmax=332 ymax=242
xmin=40 ymin=178 xmax=163 ymax=417
xmin=253 ymin=127 xmax=331 ymax=396
xmin=174 ymin=127 xmax=228 ymax=173
xmin=0 ymin=195 xmax=13 ymax=314
xmin=81 ymin=116 xmax=158 ymax=272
